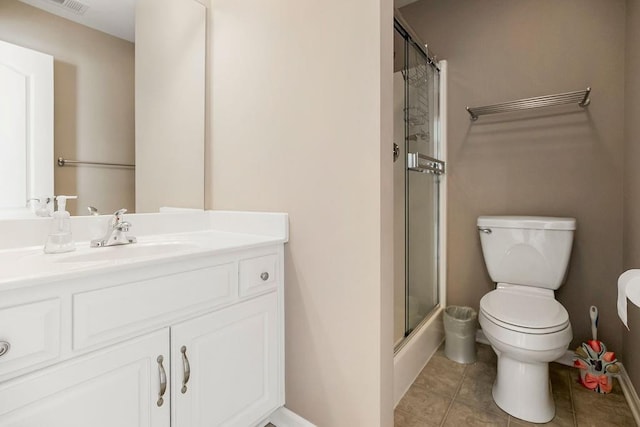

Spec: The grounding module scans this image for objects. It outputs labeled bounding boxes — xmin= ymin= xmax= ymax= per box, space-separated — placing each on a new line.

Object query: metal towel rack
xmin=57 ymin=157 xmax=135 ymax=169
xmin=408 ymin=152 xmax=445 ymax=175
xmin=466 ymin=87 xmax=591 ymax=121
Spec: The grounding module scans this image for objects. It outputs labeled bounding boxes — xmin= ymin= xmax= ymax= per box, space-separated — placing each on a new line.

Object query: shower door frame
xmin=394 ymin=17 xmax=447 ymax=354
xmin=392 ymin=13 xmax=448 ymax=406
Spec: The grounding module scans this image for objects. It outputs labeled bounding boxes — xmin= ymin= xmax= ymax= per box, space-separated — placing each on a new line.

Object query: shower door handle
xmin=407 ymin=152 xmax=445 ymax=175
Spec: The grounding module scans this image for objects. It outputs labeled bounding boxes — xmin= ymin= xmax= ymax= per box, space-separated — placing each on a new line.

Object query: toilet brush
xmin=590 ymin=305 xmax=598 ymax=341
xmin=573 ymin=305 xmax=620 ymax=393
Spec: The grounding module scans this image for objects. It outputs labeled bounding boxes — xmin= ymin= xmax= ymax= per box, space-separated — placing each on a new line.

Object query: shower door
xmin=394 ymin=20 xmax=443 ymax=347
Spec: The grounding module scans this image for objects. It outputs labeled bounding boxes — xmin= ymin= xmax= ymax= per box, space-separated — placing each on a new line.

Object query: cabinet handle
xmin=181 ymin=346 xmax=191 ymax=394
xmin=157 ymin=355 xmax=167 ymax=407
xmin=0 ymin=341 xmax=10 ymax=357
xmin=260 ymin=272 xmax=269 ymax=281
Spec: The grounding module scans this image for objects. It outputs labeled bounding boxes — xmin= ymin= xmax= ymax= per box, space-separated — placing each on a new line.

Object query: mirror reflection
xmin=0 ymin=0 xmax=136 ymax=217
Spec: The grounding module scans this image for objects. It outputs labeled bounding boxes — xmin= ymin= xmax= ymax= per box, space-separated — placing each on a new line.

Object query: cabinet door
xmin=172 ymin=292 xmax=280 ymax=427
xmin=0 ymin=329 xmax=170 ymax=427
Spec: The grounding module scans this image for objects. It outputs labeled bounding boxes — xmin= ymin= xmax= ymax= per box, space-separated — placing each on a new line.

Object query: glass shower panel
xmin=393 ymin=20 xmax=442 ymax=346
xmin=406 ymin=169 xmax=439 ymax=333
xmin=393 ymin=27 xmax=407 ymax=346
xmin=405 ymin=41 xmax=438 ymax=158
xmin=405 ymin=39 xmax=440 ymax=335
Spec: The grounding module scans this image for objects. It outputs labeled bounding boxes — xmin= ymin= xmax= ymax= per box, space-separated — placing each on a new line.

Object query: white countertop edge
xmin=207 ymin=211 xmax=289 ymax=241
xmin=0 ymin=210 xmax=289 ymax=290
xmin=0 ymin=210 xmax=289 ymax=251
xmin=0 ymin=235 xmax=284 ymax=292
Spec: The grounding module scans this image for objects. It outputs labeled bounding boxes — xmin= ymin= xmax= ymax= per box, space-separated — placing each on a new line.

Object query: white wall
xmin=207 ymin=0 xmax=394 ymax=425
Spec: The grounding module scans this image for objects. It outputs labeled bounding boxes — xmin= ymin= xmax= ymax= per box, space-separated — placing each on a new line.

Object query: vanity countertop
xmin=0 ymin=210 xmax=288 ymax=291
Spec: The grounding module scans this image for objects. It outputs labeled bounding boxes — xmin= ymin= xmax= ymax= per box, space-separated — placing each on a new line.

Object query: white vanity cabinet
xmin=0 ymin=242 xmax=284 ymax=427
xmin=171 ymin=292 xmax=279 ymax=427
xmin=0 ymin=329 xmax=170 ymax=427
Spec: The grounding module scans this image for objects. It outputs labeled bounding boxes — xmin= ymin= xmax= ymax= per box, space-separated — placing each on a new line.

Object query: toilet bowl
xmin=477 ymin=216 xmax=576 ymax=424
xmin=479 ymin=284 xmax=572 ymax=422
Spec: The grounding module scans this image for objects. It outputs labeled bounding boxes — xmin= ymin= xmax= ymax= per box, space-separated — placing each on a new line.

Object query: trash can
xmin=444 ymin=306 xmax=478 ymax=364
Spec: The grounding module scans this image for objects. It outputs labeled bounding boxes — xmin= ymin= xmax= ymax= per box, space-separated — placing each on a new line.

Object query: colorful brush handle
xmin=590 ymin=306 xmax=599 ymax=341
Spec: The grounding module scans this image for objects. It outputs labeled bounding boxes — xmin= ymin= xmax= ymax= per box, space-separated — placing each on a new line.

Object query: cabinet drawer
xmin=239 ymin=253 xmax=278 ymax=296
xmin=0 ymin=299 xmax=61 ymax=378
xmin=73 ymin=263 xmax=235 ymax=350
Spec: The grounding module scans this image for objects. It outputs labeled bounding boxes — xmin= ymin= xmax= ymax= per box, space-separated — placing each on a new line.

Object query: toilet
xmin=477 ymin=216 xmax=576 ymax=424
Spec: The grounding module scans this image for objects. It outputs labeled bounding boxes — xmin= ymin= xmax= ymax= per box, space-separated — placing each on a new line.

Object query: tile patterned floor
xmin=395 ymin=344 xmax=637 ymax=426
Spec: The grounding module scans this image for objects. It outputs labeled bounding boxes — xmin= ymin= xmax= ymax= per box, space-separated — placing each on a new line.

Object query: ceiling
xmin=18 ymin=0 xmax=136 ymax=42
xmin=18 ymin=0 xmax=419 ymax=44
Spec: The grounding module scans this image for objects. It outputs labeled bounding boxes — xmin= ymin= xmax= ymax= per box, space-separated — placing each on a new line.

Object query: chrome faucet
xmin=90 ymin=209 xmax=137 ymax=247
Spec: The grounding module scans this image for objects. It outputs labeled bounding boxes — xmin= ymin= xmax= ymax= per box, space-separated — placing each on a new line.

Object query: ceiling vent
xmin=46 ymin=0 xmax=89 ymax=15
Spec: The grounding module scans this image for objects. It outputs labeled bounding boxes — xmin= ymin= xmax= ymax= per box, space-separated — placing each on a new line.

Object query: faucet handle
xmin=107 ymin=209 xmax=129 ymax=230
xmin=91 ymin=208 xmax=135 ymax=248
xmin=112 ymin=208 xmax=128 ymax=222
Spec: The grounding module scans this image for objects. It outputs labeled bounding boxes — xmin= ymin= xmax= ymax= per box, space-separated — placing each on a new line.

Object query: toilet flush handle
xmin=478 ymin=227 xmax=492 ymax=234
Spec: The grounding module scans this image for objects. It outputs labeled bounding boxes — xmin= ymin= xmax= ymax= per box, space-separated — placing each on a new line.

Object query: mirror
xmin=0 ymin=0 xmax=136 ymax=217
xmin=0 ymin=0 xmax=205 ymax=217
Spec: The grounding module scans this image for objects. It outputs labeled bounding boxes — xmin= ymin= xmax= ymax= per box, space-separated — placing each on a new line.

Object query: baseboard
xmin=475 ymin=329 xmax=490 ymax=345
xmin=268 ymin=407 xmax=317 ymax=427
xmin=518 ymin=347 xmax=640 ymax=426
xmin=618 ymin=363 xmax=640 ymax=426
xmin=554 ymin=349 xmax=575 ymax=367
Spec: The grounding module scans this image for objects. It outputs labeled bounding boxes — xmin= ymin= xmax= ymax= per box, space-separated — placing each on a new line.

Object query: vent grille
xmin=46 ymin=0 xmax=89 ymax=15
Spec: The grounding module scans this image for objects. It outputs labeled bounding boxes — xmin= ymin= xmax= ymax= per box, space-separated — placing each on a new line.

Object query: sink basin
xmin=0 ymin=211 xmax=289 ymax=291
xmin=55 ymin=242 xmax=201 ymax=263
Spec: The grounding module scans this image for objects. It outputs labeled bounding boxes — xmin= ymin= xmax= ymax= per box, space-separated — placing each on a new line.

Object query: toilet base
xmin=492 ymin=354 xmax=555 ymax=423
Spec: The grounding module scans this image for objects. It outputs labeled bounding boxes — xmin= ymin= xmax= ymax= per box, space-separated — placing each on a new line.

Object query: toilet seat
xmin=480 ymin=289 xmax=569 ymax=334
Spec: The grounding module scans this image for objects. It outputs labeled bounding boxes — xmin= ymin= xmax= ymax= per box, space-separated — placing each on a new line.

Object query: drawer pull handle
xmin=260 ymin=272 xmax=270 ymax=281
xmin=0 ymin=341 xmax=10 ymax=357
xmin=157 ymin=355 xmax=167 ymax=407
xmin=181 ymin=346 xmax=190 ymax=394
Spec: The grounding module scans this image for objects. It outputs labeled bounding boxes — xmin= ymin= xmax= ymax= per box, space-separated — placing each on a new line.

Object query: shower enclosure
xmin=393 ymin=17 xmax=445 ymax=351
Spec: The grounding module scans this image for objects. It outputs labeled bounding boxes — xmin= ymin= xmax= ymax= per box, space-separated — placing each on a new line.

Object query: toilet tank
xmin=477 ymin=216 xmax=576 ymax=290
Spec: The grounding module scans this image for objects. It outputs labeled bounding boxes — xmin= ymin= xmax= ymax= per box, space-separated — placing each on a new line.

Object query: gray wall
xmin=623 ymin=0 xmax=640 ymax=397
xmin=401 ymin=0 xmax=626 ymax=351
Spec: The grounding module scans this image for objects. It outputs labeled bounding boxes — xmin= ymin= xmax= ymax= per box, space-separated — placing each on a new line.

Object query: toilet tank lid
xmin=477 ymin=216 xmax=576 ymax=230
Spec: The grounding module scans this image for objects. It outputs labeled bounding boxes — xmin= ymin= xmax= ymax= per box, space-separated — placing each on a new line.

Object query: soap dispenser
xmin=44 ymin=195 xmax=77 ymax=254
